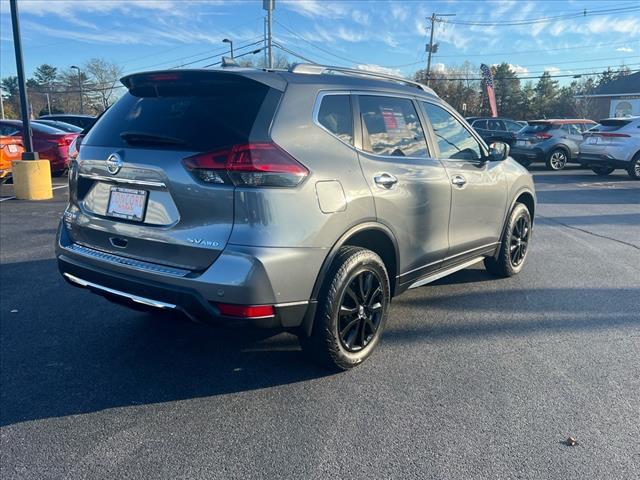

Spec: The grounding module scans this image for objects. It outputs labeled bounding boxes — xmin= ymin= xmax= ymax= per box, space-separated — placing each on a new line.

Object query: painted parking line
xmin=0 ymin=184 xmax=68 ymax=203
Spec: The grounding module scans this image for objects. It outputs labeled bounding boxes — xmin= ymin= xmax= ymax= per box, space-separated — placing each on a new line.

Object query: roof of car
xmin=39 ymin=114 xmax=96 ymax=119
xmin=123 ymin=66 xmax=440 ymax=100
xmin=531 ymin=119 xmax=596 ymax=124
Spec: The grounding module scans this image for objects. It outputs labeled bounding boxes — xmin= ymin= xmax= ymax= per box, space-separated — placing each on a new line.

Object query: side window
xmin=358 ymin=95 xmax=428 ymax=157
xmin=504 ymin=121 xmax=522 ymax=132
xmin=473 ymin=119 xmax=487 ymax=129
xmin=487 ymin=119 xmax=503 ymax=131
xmin=422 ymin=102 xmax=482 ymax=161
xmin=0 ymin=124 xmax=20 ymax=136
xmin=317 ymin=94 xmax=353 ymax=145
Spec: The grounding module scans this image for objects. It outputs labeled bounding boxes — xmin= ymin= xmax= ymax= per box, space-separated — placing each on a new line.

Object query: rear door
xmin=354 ymin=93 xmax=451 ymax=284
xmin=560 ymin=123 xmax=584 ymax=157
xmin=68 ymin=71 xmax=283 ymax=271
xmin=420 ymin=101 xmax=508 ymax=265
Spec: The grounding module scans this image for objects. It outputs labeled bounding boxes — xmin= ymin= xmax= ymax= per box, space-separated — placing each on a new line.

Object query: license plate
xmin=106 ymin=187 xmax=148 ymax=221
xmin=516 ymin=140 xmax=529 ymax=146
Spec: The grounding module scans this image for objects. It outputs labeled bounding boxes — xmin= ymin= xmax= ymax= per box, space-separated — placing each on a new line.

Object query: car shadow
xmin=0 ymin=259 xmax=330 ymax=427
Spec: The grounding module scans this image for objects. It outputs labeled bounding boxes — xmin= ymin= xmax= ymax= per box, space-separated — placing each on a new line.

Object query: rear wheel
xmin=546 ymin=148 xmax=568 ymax=171
xmin=628 ymin=154 xmax=640 ymax=180
xmin=484 ymin=203 xmax=532 ymax=278
xmin=591 ymin=166 xmax=615 ymax=176
xmin=300 ymin=246 xmax=390 ymax=371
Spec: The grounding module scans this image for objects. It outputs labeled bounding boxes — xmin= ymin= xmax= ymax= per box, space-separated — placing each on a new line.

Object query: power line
xmin=439 ymin=5 xmax=640 ymax=26
xmin=432 ymin=68 xmax=640 ymax=82
xmin=170 ymin=40 xmax=263 ymax=69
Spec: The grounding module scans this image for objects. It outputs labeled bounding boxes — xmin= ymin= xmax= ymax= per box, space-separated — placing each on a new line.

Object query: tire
xmin=484 ymin=203 xmax=532 ymax=278
xmin=299 ymin=246 xmax=390 ymax=371
xmin=591 ymin=166 xmax=615 ymax=176
xmin=628 ymin=154 xmax=640 ymax=180
xmin=546 ymin=148 xmax=568 ymax=171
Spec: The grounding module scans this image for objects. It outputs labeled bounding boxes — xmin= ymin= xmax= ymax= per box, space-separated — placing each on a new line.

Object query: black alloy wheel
xmin=510 ymin=214 xmax=530 ymax=267
xmin=338 ymin=270 xmax=384 ymax=352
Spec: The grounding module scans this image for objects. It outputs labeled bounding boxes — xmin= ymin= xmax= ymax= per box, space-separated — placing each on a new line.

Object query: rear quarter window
xmin=316 ymin=94 xmax=353 ymax=145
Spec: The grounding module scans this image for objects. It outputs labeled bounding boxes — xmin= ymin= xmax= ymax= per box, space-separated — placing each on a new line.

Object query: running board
xmin=63 ymin=272 xmax=177 ymax=310
xmin=408 ymin=256 xmax=485 ymax=289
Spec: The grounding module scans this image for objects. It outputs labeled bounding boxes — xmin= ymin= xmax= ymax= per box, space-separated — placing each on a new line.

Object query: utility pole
xmin=425 ymin=13 xmax=455 ymax=86
xmin=263 ymin=0 xmax=274 ymax=69
xmin=71 ymin=65 xmax=83 ymax=114
xmin=263 ymin=17 xmax=268 ymax=67
xmin=0 ymin=87 xmax=5 ymax=120
xmin=45 ymin=92 xmax=51 ymax=115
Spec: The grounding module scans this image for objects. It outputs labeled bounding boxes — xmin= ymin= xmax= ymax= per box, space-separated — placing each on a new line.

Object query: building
xmin=579 ymin=71 xmax=640 ymax=119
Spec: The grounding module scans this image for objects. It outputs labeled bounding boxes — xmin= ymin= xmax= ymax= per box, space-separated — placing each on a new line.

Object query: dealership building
xmin=578 ymin=71 xmax=640 ymax=119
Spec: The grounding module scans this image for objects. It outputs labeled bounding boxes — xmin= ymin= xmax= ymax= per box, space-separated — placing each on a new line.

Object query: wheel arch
xmin=549 ymin=143 xmax=571 ymax=160
xmin=493 ymin=188 xmax=536 ymax=260
xmin=310 ymin=222 xmax=400 ymax=301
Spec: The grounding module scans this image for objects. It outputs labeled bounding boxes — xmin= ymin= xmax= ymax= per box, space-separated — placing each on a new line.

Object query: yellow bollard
xmin=11 ymin=159 xmax=53 ymax=200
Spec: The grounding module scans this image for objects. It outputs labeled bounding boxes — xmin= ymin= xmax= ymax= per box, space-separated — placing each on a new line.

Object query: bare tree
xmin=84 ymin=58 xmax=123 ymax=111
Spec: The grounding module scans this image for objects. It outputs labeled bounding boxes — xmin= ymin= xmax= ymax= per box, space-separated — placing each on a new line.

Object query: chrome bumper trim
xmin=79 ymin=173 xmax=166 ymax=188
xmin=63 ymin=273 xmax=177 ymax=310
xmin=65 ymin=243 xmax=190 ymax=278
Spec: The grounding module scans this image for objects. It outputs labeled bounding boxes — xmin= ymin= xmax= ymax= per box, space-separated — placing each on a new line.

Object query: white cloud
xmin=391 ymin=4 xmax=410 ymax=22
xmin=281 ymin=0 xmax=348 ymax=19
xmin=433 ymin=63 xmax=446 ymax=73
xmin=351 ymin=10 xmax=370 ymax=26
xmin=355 ymin=64 xmax=402 ymax=77
xmin=544 ymin=66 xmax=561 ymax=75
xmin=615 ymin=47 xmax=634 ymax=53
xmin=494 ymin=63 xmax=529 ymax=75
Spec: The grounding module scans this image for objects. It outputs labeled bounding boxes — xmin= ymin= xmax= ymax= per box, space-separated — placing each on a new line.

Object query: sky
xmin=0 ymin=0 xmax=639 ymax=85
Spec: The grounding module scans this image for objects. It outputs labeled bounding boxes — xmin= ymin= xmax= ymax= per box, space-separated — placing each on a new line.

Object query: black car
xmin=467 ymin=117 xmax=524 ymax=146
xmin=38 ymin=114 xmax=96 ymax=130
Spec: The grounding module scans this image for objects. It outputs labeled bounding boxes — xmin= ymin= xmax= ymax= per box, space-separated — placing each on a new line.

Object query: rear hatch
xmin=582 ymin=118 xmax=636 ymax=146
xmin=515 ymin=121 xmax=556 ymax=146
xmin=67 ymin=70 xmax=284 ymax=272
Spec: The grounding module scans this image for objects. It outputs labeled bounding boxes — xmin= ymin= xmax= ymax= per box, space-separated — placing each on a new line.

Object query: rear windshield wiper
xmin=120 ymin=132 xmax=187 ymax=146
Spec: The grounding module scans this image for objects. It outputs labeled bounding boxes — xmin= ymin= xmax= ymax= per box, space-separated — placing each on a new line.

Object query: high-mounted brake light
xmin=216 ymin=303 xmax=275 ymax=319
xmin=183 ymin=143 xmax=309 ymax=187
xmin=147 ymin=73 xmax=181 ymax=82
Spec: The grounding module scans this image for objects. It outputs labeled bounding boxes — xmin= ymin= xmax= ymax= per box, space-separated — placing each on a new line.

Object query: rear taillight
xmin=216 ymin=303 xmax=275 ymax=319
xmin=595 ymin=133 xmax=631 ymax=138
xmin=535 ymin=133 xmax=552 ymax=140
xmin=183 ymin=143 xmax=309 ymax=188
xmin=68 ymin=135 xmax=83 ymax=160
xmin=57 ymin=136 xmax=74 ymax=147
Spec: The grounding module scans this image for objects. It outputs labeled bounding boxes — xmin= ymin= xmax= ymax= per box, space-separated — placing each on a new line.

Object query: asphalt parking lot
xmin=1 ymin=168 xmax=639 ymax=479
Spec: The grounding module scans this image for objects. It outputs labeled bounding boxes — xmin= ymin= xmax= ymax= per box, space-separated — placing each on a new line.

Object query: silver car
xmin=578 ymin=117 xmax=640 ymax=179
xmin=56 ymin=65 xmax=536 ymax=370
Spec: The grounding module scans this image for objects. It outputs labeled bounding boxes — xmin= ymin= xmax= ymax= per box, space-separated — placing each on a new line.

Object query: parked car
xmin=510 ymin=119 xmax=597 ymax=170
xmin=578 ymin=116 xmax=640 ymax=179
xmin=34 ymin=119 xmax=83 ymax=133
xmin=467 ymin=117 xmax=523 ymax=145
xmin=38 ymin=114 xmax=97 ymax=130
xmin=0 ymin=136 xmax=24 ymax=180
xmin=0 ymin=120 xmax=78 ymax=175
xmin=56 ymin=65 xmax=535 ymax=370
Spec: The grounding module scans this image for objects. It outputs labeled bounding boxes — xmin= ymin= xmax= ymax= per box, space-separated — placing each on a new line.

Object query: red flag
xmin=480 ymin=64 xmax=498 ymax=117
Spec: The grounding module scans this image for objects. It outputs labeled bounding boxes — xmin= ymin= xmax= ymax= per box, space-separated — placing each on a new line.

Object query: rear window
xmin=590 ymin=119 xmax=631 ymax=132
xmin=83 ymin=78 xmax=278 ymax=152
xmin=521 ymin=123 xmax=553 ymax=134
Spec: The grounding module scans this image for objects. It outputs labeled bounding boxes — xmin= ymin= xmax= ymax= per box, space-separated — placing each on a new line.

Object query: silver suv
xmin=56 ymin=65 xmax=536 ymax=370
xmin=578 ymin=117 xmax=640 ymax=179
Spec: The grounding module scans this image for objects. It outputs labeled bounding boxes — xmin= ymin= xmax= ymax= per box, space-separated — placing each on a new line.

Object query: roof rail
xmin=289 ymin=63 xmax=437 ymax=95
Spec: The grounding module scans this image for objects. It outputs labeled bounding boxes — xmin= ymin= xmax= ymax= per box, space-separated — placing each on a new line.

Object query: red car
xmin=0 ymin=120 xmax=78 ymax=175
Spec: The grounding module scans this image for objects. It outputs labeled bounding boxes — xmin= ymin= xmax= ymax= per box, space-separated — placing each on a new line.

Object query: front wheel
xmin=484 ymin=203 xmax=532 ymax=277
xmin=546 ymin=148 xmax=568 ymax=171
xmin=591 ymin=166 xmax=615 ymax=176
xmin=299 ymin=246 xmax=390 ymax=371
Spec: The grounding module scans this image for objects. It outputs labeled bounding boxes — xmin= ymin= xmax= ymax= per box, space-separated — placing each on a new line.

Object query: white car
xmin=578 ymin=117 xmax=640 ymax=179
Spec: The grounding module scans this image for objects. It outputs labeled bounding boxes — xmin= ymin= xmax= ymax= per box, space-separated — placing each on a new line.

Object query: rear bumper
xmin=577 ymin=153 xmax=630 ymax=169
xmin=56 ymin=221 xmax=325 ymax=328
xmin=510 ymin=146 xmax=545 ymax=163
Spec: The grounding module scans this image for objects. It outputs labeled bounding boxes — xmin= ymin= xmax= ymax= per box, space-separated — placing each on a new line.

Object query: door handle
xmin=374 ymin=173 xmax=398 ymax=189
xmin=451 ymin=175 xmax=467 ymax=187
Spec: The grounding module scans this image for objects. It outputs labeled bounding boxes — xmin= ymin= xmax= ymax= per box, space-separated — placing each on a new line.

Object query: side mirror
xmin=488 ymin=141 xmax=509 ymax=161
